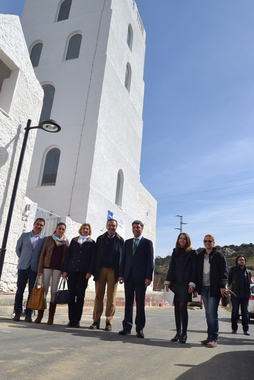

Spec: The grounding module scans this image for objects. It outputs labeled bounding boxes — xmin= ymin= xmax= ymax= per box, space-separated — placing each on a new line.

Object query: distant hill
xmin=154 ymin=243 xmax=254 ymax=291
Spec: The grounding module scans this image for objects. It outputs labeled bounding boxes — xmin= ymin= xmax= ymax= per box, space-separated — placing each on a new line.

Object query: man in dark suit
xmin=118 ymin=220 xmax=154 ymax=338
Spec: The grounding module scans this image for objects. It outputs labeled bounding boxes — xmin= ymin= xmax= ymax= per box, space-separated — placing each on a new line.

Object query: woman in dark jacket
xmin=63 ymin=223 xmax=95 ymax=327
xmin=165 ymin=233 xmax=196 ymax=343
xmin=196 ymin=235 xmax=227 ymax=347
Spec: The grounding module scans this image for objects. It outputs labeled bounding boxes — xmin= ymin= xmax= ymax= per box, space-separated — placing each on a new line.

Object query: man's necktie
xmin=133 ymin=238 xmax=138 ymax=255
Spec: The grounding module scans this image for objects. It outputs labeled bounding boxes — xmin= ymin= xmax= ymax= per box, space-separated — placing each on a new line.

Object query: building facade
xmin=22 ymin=0 xmax=157 ymax=242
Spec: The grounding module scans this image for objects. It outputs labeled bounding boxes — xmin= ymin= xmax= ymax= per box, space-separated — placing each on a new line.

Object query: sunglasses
xmin=204 ymin=240 xmax=213 ymax=243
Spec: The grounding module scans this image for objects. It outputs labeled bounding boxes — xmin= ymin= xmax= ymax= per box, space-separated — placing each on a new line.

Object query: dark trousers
xmin=231 ymin=295 xmax=249 ymax=332
xmin=67 ymin=272 xmax=88 ymax=323
xmin=123 ymin=275 xmax=146 ymax=332
xmin=14 ymin=267 xmax=37 ymax=316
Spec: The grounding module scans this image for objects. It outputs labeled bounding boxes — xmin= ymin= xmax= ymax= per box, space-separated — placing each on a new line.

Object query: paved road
xmin=0 ymin=306 xmax=253 ymax=380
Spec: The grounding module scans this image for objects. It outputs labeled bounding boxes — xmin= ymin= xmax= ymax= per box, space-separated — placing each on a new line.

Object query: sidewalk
xmin=0 ymin=290 xmax=170 ymax=313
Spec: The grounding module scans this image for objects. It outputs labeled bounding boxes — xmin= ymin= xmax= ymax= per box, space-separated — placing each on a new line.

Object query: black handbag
xmin=55 ymin=278 xmax=71 ymax=304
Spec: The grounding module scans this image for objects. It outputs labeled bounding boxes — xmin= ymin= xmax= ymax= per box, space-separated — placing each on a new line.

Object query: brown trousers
xmin=93 ymin=268 xmax=118 ymax=325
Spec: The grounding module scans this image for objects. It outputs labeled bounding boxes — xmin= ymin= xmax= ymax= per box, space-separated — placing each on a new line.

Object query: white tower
xmin=22 ymin=0 xmax=156 ymax=240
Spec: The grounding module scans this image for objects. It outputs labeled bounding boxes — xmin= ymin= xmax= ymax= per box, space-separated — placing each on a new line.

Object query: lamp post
xmin=0 ymin=119 xmax=61 ymax=280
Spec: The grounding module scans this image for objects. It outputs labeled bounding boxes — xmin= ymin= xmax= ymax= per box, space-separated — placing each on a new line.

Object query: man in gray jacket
xmin=13 ymin=218 xmax=45 ymax=322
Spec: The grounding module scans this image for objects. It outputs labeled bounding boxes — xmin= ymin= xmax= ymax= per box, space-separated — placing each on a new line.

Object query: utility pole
xmin=175 ymin=215 xmax=187 ymax=234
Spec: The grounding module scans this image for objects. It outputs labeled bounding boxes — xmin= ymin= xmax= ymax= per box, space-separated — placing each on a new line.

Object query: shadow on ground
xmin=175 ymin=350 xmax=254 ymax=380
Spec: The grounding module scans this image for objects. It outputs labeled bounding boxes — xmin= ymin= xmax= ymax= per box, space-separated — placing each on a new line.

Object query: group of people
xmin=12 ymin=220 xmax=252 ymax=344
xmin=12 ymin=218 xmax=154 ymax=338
xmin=165 ymin=233 xmax=252 ymax=347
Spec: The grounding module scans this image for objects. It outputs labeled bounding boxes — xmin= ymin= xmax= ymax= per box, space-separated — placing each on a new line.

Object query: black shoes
xmin=171 ymin=333 xmax=187 ymax=343
xmin=171 ymin=334 xmax=180 ymax=342
xmin=244 ymin=331 xmax=250 ymax=336
xmin=136 ymin=330 xmax=144 ymax=339
xmin=232 ymin=330 xmax=237 ymax=334
xmin=180 ymin=334 xmax=187 ymax=343
xmin=67 ymin=321 xmax=80 ymax=327
xmin=119 ymin=328 xmax=131 ymax=335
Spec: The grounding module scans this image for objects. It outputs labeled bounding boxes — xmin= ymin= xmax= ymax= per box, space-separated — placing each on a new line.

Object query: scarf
xmin=78 ymin=235 xmax=91 ymax=244
xmin=52 ymin=233 xmax=67 ymax=246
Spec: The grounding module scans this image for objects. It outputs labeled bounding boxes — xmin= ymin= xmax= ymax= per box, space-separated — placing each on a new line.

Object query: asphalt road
xmin=0 ymin=306 xmax=253 ymax=380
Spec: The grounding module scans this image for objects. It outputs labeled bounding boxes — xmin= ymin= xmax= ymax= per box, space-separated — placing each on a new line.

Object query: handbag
xmin=55 ymin=278 xmax=71 ymax=304
xmin=27 ymin=276 xmax=46 ymax=310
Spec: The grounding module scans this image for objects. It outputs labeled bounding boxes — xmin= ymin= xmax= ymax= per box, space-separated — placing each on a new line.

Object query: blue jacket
xmin=16 ymin=231 xmax=45 ymax=272
xmin=119 ymin=237 xmax=154 ymax=284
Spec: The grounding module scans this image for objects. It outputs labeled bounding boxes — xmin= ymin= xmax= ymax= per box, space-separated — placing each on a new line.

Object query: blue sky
xmin=2 ymin=0 xmax=254 ymax=256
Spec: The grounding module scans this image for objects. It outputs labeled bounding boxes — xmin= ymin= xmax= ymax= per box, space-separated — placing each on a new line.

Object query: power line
xmin=159 ymin=189 xmax=254 ymax=206
xmin=154 ymin=176 xmax=254 ymax=198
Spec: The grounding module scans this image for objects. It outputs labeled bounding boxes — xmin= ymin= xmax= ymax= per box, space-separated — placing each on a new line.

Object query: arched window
xmin=127 ymin=24 xmax=133 ymax=50
xmin=57 ymin=0 xmax=72 ymax=21
xmin=124 ymin=63 xmax=132 ymax=92
xmin=115 ymin=170 xmax=124 ymax=207
xmin=30 ymin=43 xmax=43 ymax=67
xmin=65 ymin=34 xmax=82 ymax=60
xmin=41 ymin=148 xmax=60 ymax=186
xmin=40 ymin=84 xmax=55 ymax=122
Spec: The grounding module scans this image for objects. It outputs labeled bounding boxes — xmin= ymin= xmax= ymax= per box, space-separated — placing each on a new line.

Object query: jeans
xmin=201 ymin=286 xmax=220 ymax=342
xmin=231 ymin=295 xmax=249 ymax=332
xmin=14 ymin=267 xmax=37 ymax=316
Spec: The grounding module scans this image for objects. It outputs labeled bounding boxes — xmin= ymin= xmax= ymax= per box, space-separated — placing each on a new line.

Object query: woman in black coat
xmin=63 ymin=223 xmax=95 ymax=327
xmin=165 ymin=233 xmax=196 ymax=343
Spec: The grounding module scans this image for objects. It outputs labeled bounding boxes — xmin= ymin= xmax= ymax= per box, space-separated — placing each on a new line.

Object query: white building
xmin=22 ymin=0 xmax=157 ymax=242
xmin=0 ymin=14 xmax=43 ymax=291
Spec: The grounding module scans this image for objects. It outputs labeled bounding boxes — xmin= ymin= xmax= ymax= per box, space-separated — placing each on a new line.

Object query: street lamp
xmin=0 ymin=119 xmax=61 ymax=280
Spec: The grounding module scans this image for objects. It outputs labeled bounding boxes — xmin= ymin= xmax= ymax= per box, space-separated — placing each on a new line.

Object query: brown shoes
xmin=206 ymin=340 xmax=217 ymax=348
xmin=90 ymin=322 xmax=100 ymax=329
xmin=201 ymin=338 xmax=210 ymax=345
xmin=12 ymin=314 xmax=32 ymax=322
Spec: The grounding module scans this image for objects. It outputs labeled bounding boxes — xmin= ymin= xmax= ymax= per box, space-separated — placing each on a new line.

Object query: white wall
xmin=0 ymin=15 xmax=43 ymax=291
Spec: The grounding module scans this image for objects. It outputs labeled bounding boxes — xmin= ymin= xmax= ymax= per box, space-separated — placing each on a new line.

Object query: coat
xmin=16 ymin=232 xmax=45 ymax=272
xmin=196 ymin=248 xmax=228 ymax=297
xmin=165 ymin=248 xmax=197 ymax=286
xmin=37 ymin=236 xmax=69 ymax=273
xmin=93 ymin=232 xmax=124 ymax=283
xmin=63 ymin=236 xmax=96 ymax=274
xmin=228 ymin=265 xmax=252 ymax=298
xmin=119 ymin=237 xmax=154 ymax=284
